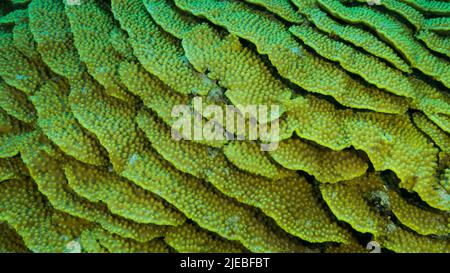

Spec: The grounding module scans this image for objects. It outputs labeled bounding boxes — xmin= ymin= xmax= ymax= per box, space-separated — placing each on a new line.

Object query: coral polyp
xmin=0 ymin=0 xmax=449 ymax=253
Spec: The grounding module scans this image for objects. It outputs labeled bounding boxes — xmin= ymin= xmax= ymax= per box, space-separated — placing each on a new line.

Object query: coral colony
xmin=0 ymin=0 xmax=449 ymax=253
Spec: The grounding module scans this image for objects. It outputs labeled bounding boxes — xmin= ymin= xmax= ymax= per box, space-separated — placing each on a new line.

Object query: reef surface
xmin=0 ymin=0 xmax=449 ymax=253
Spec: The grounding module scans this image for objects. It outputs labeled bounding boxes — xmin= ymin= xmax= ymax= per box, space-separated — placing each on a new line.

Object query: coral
xmin=0 ymin=0 xmax=449 ymax=253
xmin=353 ymin=0 xmax=425 ymax=30
xmin=0 ymin=33 xmax=46 ymax=95
xmin=400 ymin=0 xmax=450 ymax=16
xmin=416 ymin=30 xmax=450 ymax=58
xmin=164 ymin=222 xmax=247 ymax=253
xmin=243 ymin=0 xmax=303 ymax=23
xmin=0 ymin=179 xmax=88 ymax=252
xmin=0 ymin=82 xmax=35 ymax=123
xmin=30 ymin=78 xmax=109 ymax=166
xmin=79 ymin=226 xmax=172 ymax=253
xmin=137 ymin=109 xmax=352 ymax=244
xmin=269 ymin=137 xmax=368 ymax=183
xmin=413 ymin=112 xmax=450 ymax=153
xmin=0 ymin=156 xmax=28 ymax=182
xmin=390 ymin=191 xmax=449 ymax=236
xmin=291 ymin=0 xmax=411 ymax=73
xmin=376 ymin=226 xmax=450 ymax=253
xmin=174 ymin=0 xmax=415 ymax=114
xmin=224 ymin=141 xmax=295 ymax=180
xmin=65 ymin=0 xmax=135 ymax=102
xmin=290 ymin=23 xmax=449 ymax=115
xmin=12 ymin=20 xmax=40 ymax=61
xmin=317 ymin=0 xmax=450 ymax=88
xmin=290 ymin=24 xmax=412 ymax=98
xmin=111 ymin=0 xmax=217 ymax=96
xmin=0 ymin=222 xmax=29 ymax=253
xmin=19 ymin=134 xmax=167 ymax=242
xmin=182 ymin=23 xmax=292 ymax=121
xmin=424 ymin=17 xmax=450 ymax=34
xmin=64 ymin=159 xmax=186 ymax=225
xmin=320 ymin=173 xmax=390 ymax=235
xmin=28 ymin=0 xmax=85 ymax=79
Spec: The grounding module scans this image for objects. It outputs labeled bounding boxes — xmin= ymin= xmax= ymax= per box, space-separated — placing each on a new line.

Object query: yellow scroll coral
xmin=1 ymin=0 xmax=449 ymax=253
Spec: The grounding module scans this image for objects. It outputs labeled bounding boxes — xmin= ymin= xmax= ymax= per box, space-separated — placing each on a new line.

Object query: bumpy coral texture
xmin=0 ymin=0 xmax=449 ymax=253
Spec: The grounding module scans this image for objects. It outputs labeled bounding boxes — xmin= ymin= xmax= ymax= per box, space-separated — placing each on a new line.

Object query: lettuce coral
xmin=0 ymin=0 xmax=449 ymax=253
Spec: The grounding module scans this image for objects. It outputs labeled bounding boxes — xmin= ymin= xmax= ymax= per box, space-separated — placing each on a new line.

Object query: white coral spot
xmin=367 ymin=0 xmax=381 ymax=6
xmin=385 ymin=222 xmax=397 ymax=233
xmin=200 ymin=73 xmax=213 ymax=85
xmin=290 ymin=47 xmax=303 ymax=57
xmin=64 ymin=239 xmax=81 ymax=253
xmin=66 ymin=0 xmax=81 ymax=6
xmin=16 ymin=75 xmax=29 ymax=80
xmin=129 ymin=153 xmax=138 ymax=165
xmin=180 ymin=55 xmax=190 ymax=66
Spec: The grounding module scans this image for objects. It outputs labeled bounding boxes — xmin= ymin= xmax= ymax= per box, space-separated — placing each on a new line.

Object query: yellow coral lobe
xmin=80 ymin=227 xmax=172 ymax=253
xmin=0 ymin=33 xmax=46 ymax=95
xmin=64 ymin=159 xmax=186 ymax=226
xmin=320 ymin=173 xmax=390 ymax=235
xmin=400 ymin=0 xmax=450 ymax=16
xmin=13 ymin=21 xmax=40 ymax=61
xmin=291 ymin=0 xmax=411 ymax=73
xmin=0 ymin=157 xmax=27 ymax=182
xmin=390 ymin=191 xmax=449 ymax=236
xmin=224 ymin=141 xmax=295 ymax=180
xmin=65 ymin=0 xmax=134 ymax=102
xmin=317 ymin=0 xmax=450 ymax=88
xmin=376 ymin=226 xmax=450 ymax=253
xmin=0 ymin=179 xmax=87 ymax=253
xmin=164 ymin=222 xmax=247 ymax=253
xmin=0 ymin=82 xmax=36 ymax=124
xmin=111 ymin=0 xmax=217 ymax=96
xmin=30 ymin=78 xmax=109 ymax=167
xmin=416 ymin=30 xmax=450 ymax=58
xmin=29 ymin=0 xmax=85 ymax=79
xmin=413 ymin=112 xmax=450 ymax=153
xmin=182 ymin=24 xmax=291 ymax=122
xmin=243 ymin=0 xmax=303 ymax=23
xmin=270 ymin=137 xmax=368 ymax=183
